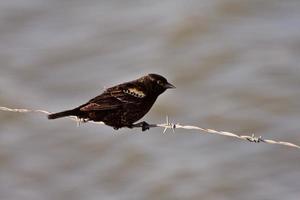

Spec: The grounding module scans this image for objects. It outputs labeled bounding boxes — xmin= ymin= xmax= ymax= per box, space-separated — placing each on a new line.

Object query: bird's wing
xmin=79 ymin=92 xmax=121 ymax=111
xmin=79 ymin=84 xmax=146 ymax=111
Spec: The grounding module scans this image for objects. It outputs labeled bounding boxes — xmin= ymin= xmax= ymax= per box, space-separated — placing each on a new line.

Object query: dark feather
xmin=48 ymin=74 xmax=174 ymax=130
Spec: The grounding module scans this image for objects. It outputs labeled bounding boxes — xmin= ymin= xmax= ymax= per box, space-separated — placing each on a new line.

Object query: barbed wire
xmin=1 ymin=106 xmax=299 ymax=149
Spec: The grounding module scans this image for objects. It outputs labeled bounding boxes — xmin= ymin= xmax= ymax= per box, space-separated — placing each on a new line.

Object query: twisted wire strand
xmin=1 ymin=106 xmax=299 ymax=149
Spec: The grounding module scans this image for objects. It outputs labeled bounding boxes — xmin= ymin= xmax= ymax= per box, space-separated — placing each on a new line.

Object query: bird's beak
xmin=164 ymin=82 xmax=176 ymax=89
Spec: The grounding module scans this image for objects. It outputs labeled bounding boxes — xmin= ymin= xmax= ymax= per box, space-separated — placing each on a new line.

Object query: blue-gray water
xmin=1 ymin=0 xmax=300 ymax=200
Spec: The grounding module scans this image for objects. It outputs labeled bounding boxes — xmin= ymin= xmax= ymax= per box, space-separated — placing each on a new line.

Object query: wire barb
xmin=1 ymin=106 xmax=299 ymax=149
xmin=162 ymin=116 xmax=176 ymax=133
xmin=246 ymin=134 xmax=262 ymax=143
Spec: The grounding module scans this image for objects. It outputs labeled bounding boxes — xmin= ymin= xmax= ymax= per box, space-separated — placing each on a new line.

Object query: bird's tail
xmin=48 ymin=109 xmax=77 ymax=119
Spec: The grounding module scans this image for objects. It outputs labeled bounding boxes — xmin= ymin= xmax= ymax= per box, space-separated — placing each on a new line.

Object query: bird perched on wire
xmin=48 ymin=73 xmax=175 ymax=131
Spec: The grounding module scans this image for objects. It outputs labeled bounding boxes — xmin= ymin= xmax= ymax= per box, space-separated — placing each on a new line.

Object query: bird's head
xmin=142 ymin=73 xmax=175 ymax=95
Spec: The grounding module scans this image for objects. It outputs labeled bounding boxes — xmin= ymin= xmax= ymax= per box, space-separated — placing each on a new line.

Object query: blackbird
xmin=48 ymin=74 xmax=175 ymax=130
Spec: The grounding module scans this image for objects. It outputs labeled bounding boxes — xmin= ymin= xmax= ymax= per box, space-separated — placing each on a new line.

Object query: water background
xmin=1 ymin=0 xmax=300 ymax=199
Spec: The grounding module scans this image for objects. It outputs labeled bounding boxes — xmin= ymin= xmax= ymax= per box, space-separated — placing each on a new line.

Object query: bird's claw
xmin=131 ymin=121 xmax=150 ymax=131
xmin=141 ymin=121 xmax=150 ymax=131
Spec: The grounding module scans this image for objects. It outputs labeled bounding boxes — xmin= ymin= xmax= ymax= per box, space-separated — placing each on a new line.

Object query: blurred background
xmin=1 ymin=0 xmax=300 ymax=199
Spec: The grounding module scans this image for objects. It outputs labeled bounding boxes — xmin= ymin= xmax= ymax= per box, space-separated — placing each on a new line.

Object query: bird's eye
xmin=157 ymin=80 xmax=162 ymax=85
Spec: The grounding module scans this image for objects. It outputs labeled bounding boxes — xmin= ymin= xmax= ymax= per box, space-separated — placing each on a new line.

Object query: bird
xmin=48 ymin=73 xmax=175 ymax=131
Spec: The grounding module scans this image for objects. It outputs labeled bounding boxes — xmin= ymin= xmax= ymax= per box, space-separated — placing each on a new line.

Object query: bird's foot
xmin=131 ymin=121 xmax=150 ymax=131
